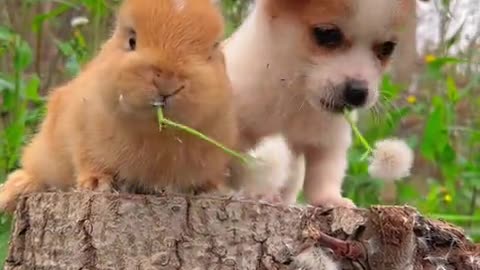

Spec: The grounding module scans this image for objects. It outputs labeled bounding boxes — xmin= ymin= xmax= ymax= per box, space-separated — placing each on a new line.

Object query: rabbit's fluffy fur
xmin=0 ymin=0 xmax=237 ymax=213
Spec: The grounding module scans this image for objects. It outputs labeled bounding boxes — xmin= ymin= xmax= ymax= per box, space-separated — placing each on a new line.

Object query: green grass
xmin=0 ymin=0 xmax=479 ymax=265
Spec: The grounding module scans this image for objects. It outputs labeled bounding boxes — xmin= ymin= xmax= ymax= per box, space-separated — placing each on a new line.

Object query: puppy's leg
xmin=280 ymin=153 xmax=305 ymax=204
xmin=303 ymin=144 xmax=355 ymax=208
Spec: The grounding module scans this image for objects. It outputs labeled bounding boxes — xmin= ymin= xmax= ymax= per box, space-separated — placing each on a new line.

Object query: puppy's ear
xmin=259 ymin=0 xmax=351 ymax=20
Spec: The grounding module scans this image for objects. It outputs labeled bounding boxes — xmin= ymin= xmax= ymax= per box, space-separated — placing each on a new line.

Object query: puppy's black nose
xmin=343 ymin=79 xmax=368 ymax=107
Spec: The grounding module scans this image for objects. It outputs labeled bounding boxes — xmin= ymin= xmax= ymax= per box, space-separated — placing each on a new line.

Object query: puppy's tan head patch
xmin=261 ymin=0 xmax=353 ymax=23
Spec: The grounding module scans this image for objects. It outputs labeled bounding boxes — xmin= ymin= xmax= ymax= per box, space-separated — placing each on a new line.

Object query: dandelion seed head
xmin=368 ymin=138 xmax=414 ymax=181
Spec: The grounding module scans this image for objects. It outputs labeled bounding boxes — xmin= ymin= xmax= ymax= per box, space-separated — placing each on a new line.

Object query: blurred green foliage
xmin=0 ymin=0 xmax=479 ymax=266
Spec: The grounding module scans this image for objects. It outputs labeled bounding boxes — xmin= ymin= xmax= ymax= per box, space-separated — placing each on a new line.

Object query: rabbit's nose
xmin=153 ymin=72 xmax=186 ymax=97
xmin=151 ymin=72 xmax=186 ymax=107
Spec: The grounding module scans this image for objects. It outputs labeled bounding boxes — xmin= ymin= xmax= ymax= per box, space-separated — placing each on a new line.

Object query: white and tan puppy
xmin=225 ymin=0 xmax=415 ymax=207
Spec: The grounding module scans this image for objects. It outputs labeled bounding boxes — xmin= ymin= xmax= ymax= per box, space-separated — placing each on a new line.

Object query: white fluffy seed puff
xmin=368 ymin=138 xmax=414 ymax=182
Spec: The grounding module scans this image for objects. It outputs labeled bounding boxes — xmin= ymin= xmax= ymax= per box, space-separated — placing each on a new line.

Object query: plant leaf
xmin=25 ymin=75 xmax=41 ymax=101
xmin=420 ymin=96 xmax=448 ymax=161
xmin=14 ymin=40 xmax=33 ymax=71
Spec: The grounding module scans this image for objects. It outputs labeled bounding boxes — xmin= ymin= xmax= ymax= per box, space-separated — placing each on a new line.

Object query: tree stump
xmin=4 ymin=192 xmax=480 ymax=269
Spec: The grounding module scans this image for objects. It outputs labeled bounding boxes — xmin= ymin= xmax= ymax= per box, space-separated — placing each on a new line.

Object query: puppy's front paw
xmin=310 ymin=195 xmax=356 ymax=208
xmin=77 ymin=173 xmax=113 ymax=192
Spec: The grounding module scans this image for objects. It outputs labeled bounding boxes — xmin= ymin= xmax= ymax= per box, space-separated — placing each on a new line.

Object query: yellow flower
xmin=444 ymin=194 xmax=453 ymax=204
xmin=406 ymin=95 xmax=417 ymax=104
xmin=425 ymin=54 xmax=437 ymax=63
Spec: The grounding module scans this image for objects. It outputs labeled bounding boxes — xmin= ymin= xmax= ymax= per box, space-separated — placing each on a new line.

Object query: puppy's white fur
xmin=225 ymin=0 xmax=413 ymax=206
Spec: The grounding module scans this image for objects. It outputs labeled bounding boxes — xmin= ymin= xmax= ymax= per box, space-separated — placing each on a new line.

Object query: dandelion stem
xmin=156 ymin=107 xmax=252 ymax=165
xmin=344 ymin=110 xmax=373 ymax=159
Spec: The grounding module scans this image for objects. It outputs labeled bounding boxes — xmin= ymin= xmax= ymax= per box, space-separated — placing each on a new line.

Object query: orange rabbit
xmin=0 ymin=0 xmax=237 ymax=213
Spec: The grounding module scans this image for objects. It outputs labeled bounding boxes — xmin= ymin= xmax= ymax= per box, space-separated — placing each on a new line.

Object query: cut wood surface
xmin=4 ymin=192 xmax=480 ymax=269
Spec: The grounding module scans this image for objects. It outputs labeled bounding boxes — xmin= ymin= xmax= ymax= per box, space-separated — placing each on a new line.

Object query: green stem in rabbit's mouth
xmin=156 ymin=107 xmax=252 ymax=165
xmin=156 ymin=106 xmax=165 ymax=132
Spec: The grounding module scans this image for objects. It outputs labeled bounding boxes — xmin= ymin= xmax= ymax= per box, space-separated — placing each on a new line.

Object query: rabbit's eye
xmin=128 ymin=37 xmax=136 ymax=51
xmin=128 ymin=30 xmax=136 ymax=51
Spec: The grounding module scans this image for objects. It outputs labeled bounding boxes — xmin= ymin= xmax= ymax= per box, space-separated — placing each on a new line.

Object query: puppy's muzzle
xmin=343 ymin=79 xmax=368 ymax=108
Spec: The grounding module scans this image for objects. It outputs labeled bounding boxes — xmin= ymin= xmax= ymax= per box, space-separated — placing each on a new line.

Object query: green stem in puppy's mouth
xmin=344 ymin=109 xmax=373 ymax=160
xmin=156 ymin=107 xmax=252 ymax=165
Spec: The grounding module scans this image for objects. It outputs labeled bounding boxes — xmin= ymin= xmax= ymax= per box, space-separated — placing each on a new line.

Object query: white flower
xmin=368 ymin=138 xmax=414 ymax=181
xmin=71 ymin=16 xmax=89 ymax=28
xmin=240 ymin=135 xmax=292 ymax=197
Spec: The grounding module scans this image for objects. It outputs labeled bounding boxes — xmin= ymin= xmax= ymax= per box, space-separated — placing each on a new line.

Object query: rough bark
xmin=4 ymin=192 xmax=480 ymax=270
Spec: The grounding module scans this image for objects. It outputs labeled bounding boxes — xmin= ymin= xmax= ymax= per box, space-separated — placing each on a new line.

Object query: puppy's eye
xmin=375 ymin=41 xmax=397 ymax=60
xmin=312 ymin=25 xmax=344 ymax=49
xmin=128 ymin=30 xmax=136 ymax=51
